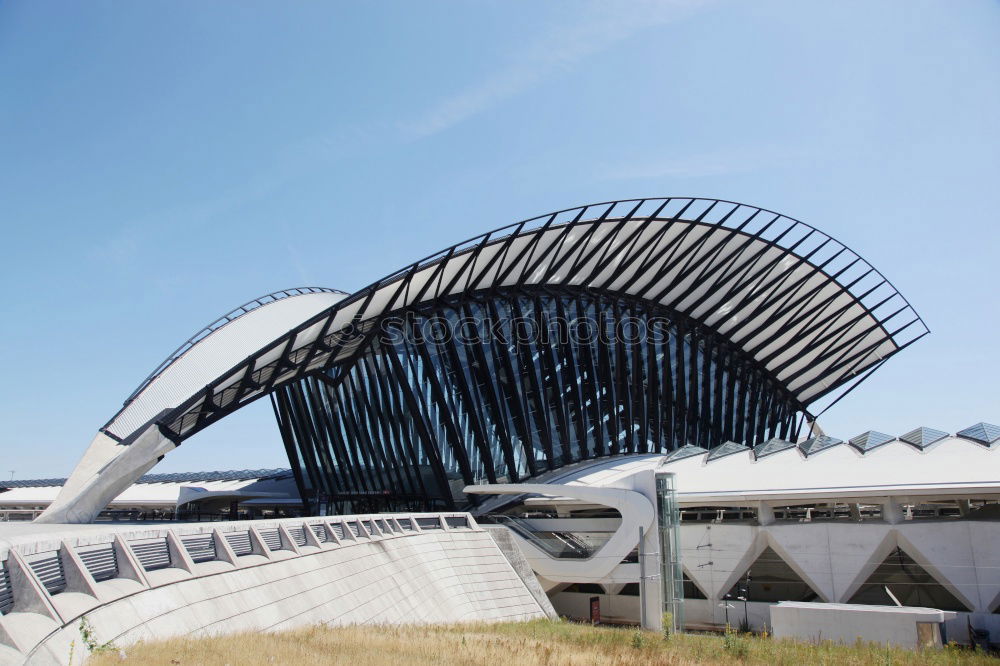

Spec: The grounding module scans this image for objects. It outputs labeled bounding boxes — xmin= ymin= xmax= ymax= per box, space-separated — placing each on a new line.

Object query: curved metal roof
xmin=104 ymin=288 xmax=347 ymax=440
xmin=101 ymin=198 xmax=927 ymax=445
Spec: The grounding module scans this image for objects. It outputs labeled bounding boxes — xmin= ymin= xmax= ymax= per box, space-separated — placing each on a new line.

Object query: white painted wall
xmin=770 ymin=603 xmax=956 ymax=649
xmin=0 ymin=514 xmax=548 ymax=666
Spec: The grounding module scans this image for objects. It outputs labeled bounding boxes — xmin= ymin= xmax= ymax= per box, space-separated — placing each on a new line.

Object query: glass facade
xmin=272 ymin=287 xmax=801 ymax=514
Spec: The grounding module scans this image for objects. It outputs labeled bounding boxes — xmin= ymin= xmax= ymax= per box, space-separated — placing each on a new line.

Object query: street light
xmin=737 ymin=571 xmax=752 ymax=631
xmin=719 ymin=594 xmax=734 ymax=628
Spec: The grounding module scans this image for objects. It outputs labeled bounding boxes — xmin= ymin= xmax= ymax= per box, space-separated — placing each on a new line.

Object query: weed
xmin=723 ymin=625 xmax=750 ymax=660
xmin=79 ymin=616 xmax=117 ymax=655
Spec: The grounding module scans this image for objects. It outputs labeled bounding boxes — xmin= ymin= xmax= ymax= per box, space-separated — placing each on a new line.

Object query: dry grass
xmin=87 ymin=619 xmax=998 ymax=666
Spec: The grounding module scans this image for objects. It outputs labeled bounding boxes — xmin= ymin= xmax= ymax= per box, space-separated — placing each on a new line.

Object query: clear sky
xmin=1 ymin=1 xmax=998 ymax=479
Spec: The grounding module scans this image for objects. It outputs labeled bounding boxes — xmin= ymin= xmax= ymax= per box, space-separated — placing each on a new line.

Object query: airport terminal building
xmin=8 ymin=198 xmax=998 ymax=646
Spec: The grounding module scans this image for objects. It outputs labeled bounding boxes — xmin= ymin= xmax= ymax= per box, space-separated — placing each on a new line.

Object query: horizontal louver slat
xmin=181 ymin=535 xmax=216 ymax=563
xmin=28 ymin=553 xmax=67 ymax=595
xmin=288 ymin=526 xmax=307 ymax=547
xmin=0 ymin=562 xmax=13 ymax=615
xmin=416 ymin=517 xmax=442 ymax=530
xmin=445 ymin=516 xmax=469 ymax=529
xmin=77 ymin=544 xmax=118 ymax=582
xmin=309 ymin=523 xmax=330 ymax=542
xmin=225 ymin=532 xmax=253 ymax=556
xmin=258 ymin=529 xmax=282 ymax=551
xmin=130 ymin=538 xmax=171 ymax=571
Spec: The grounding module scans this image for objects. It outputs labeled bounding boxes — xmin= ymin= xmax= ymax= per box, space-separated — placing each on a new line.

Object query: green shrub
xmin=723 ymin=626 xmax=750 ymax=659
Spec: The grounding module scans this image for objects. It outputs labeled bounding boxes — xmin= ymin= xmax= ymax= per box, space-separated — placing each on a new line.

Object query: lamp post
xmin=737 ymin=571 xmax=752 ymax=631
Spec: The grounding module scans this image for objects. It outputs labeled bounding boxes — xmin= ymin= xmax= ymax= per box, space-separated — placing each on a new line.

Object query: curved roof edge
xmin=125 ymin=287 xmax=347 ymax=405
xmin=113 ymin=197 xmax=928 ymax=445
xmin=104 ymin=287 xmax=348 ymax=439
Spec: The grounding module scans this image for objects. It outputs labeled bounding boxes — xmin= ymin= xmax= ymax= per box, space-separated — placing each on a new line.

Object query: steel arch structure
xmin=39 ymin=197 xmax=928 ymax=522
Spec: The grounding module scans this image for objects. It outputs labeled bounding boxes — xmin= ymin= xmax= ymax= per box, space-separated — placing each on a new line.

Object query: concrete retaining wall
xmin=0 ymin=513 xmax=548 ymax=665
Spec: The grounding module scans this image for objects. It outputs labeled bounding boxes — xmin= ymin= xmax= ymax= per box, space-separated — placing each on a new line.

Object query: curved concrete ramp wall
xmin=0 ymin=513 xmax=547 ymax=665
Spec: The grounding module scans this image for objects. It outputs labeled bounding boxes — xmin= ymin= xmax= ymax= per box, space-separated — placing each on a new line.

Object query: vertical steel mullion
xmin=632 ymin=304 xmax=649 ymax=454
xmin=443 ymin=303 xmax=504 ymax=484
xmin=384 ymin=338 xmax=454 ymax=508
xmin=350 ymin=358 xmax=406 ymax=495
xmin=464 ymin=298 xmax=523 ymax=481
xmin=673 ymin=319 xmax=688 ymax=445
xmin=407 ymin=323 xmax=477 ymax=494
xmin=659 ymin=318 xmax=675 ymax=450
xmin=303 ymin=377 xmax=353 ymax=499
xmin=712 ymin=342 xmax=726 ymax=447
xmin=595 ymin=306 xmax=620 ymax=455
xmin=330 ymin=378 xmax=377 ymax=494
xmin=314 ymin=375 xmax=367 ymax=496
xmin=510 ymin=297 xmax=556 ymax=471
xmin=554 ymin=295 xmax=590 ymax=460
xmin=612 ymin=299 xmax=634 ymax=454
xmin=535 ymin=301 xmax=573 ymax=465
xmin=270 ymin=390 xmax=315 ymax=515
xmin=485 ymin=298 xmax=537 ymax=479
xmin=289 ymin=380 xmax=339 ymax=502
xmin=645 ymin=314 xmax=662 ymax=453
xmin=571 ymin=298 xmax=604 ymax=457
xmin=362 ymin=352 xmax=417 ymax=498
xmin=372 ymin=346 xmax=430 ymax=502
xmin=699 ymin=333 xmax=714 ymax=448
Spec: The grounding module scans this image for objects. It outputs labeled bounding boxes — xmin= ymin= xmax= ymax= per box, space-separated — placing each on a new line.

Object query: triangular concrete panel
xmin=969 ymin=522 xmax=1000 ymax=613
xmin=679 ymin=524 xmax=752 ymax=606
xmin=827 ymin=525 xmax=897 ymax=603
xmin=715 ymin=532 xmax=768 ymax=604
xmin=765 ymin=526 xmax=835 ymax=602
xmin=896 ymin=529 xmax=979 ymax=612
xmin=682 ymin=565 xmax=709 ymax=600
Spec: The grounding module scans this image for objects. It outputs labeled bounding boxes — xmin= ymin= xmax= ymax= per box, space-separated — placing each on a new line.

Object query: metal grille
xmin=287 ymin=526 xmax=307 ymax=547
xmin=225 ymin=532 xmax=253 ymax=556
xmin=345 ymin=521 xmax=361 ymax=538
xmin=28 ymin=552 xmax=66 ymax=595
xmin=416 ymin=517 xmax=442 ymax=530
xmin=400 ymin=518 xmax=415 ymax=531
xmin=445 ymin=516 xmax=469 ymax=529
xmin=328 ymin=523 xmax=345 ymax=540
xmin=309 ymin=523 xmax=330 ymax=542
xmin=77 ymin=544 xmax=118 ymax=582
xmin=0 ymin=561 xmax=13 ymax=615
xmin=258 ymin=528 xmax=282 ymax=551
xmin=380 ymin=519 xmax=394 ymax=534
xmin=364 ymin=520 xmax=380 ymax=536
xmin=182 ymin=534 xmax=216 ymax=563
xmin=130 ymin=538 xmax=171 ymax=571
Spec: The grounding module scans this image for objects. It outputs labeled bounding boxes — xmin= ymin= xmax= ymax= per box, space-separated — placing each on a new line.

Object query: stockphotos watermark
xmin=373 ymin=313 xmax=677 ymax=347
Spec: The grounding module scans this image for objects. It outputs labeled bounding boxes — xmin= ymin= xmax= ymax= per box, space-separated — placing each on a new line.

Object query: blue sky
xmin=1 ymin=1 xmax=997 ymax=479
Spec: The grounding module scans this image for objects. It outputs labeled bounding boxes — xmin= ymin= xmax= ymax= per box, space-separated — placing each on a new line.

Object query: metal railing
xmin=482 ymin=514 xmax=592 ymax=559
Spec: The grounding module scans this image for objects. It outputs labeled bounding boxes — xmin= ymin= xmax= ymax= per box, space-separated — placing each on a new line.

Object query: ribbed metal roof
xmin=138 ymin=198 xmax=927 ymax=446
xmin=103 ymin=289 xmax=347 ymax=440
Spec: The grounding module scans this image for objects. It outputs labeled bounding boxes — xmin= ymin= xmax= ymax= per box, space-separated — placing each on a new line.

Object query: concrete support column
xmin=882 ymin=498 xmax=904 ymax=524
xmin=757 ymin=502 xmax=775 ymax=526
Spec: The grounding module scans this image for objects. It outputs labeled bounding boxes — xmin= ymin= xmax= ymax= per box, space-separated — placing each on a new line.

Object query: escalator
xmin=483 ymin=514 xmax=593 ymax=559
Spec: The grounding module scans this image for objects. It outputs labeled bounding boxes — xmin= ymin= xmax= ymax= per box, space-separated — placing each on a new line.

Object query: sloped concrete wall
xmin=481 ymin=526 xmax=557 ymax=619
xmin=0 ymin=514 xmax=548 ymax=665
